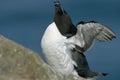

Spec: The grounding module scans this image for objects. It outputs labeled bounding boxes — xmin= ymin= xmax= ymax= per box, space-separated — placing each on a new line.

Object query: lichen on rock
xmin=0 ymin=35 xmax=88 ymax=80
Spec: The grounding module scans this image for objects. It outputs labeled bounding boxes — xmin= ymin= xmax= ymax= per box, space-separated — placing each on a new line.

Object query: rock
xmin=0 ymin=35 xmax=88 ymax=80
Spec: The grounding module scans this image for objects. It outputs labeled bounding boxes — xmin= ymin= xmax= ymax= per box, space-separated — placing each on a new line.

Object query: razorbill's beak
xmin=54 ymin=0 xmax=65 ymax=15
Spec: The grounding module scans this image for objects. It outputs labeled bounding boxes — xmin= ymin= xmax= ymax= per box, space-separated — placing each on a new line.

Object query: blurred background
xmin=0 ymin=0 xmax=120 ymax=80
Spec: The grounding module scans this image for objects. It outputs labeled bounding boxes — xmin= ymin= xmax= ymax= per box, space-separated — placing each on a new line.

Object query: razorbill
xmin=41 ymin=0 xmax=116 ymax=80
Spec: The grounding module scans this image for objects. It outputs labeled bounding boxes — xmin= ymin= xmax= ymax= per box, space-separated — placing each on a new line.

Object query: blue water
xmin=0 ymin=0 xmax=120 ymax=80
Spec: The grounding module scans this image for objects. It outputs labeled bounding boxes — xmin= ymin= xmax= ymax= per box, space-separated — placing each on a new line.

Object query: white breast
xmin=41 ymin=22 xmax=75 ymax=75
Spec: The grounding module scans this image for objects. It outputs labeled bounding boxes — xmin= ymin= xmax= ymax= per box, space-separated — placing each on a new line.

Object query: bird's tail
xmin=96 ymin=72 xmax=108 ymax=77
xmin=88 ymin=72 xmax=108 ymax=78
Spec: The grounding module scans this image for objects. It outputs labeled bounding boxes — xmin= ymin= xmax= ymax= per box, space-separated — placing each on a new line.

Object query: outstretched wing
xmin=76 ymin=21 xmax=116 ymax=51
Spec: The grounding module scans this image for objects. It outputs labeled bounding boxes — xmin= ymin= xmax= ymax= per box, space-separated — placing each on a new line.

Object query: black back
xmin=72 ymin=47 xmax=99 ymax=78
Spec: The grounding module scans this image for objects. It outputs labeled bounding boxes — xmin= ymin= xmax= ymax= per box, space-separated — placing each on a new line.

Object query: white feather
xmin=41 ymin=22 xmax=76 ymax=76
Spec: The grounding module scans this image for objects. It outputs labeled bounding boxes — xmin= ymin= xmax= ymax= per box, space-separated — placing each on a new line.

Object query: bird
xmin=41 ymin=0 xmax=116 ymax=80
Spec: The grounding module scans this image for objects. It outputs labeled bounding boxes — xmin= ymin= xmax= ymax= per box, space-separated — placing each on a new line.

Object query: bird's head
xmin=54 ymin=0 xmax=66 ymax=15
xmin=53 ymin=0 xmax=77 ymax=38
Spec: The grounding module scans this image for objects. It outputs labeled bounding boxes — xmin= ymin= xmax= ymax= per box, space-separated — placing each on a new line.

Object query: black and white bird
xmin=41 ymin=0 xmax=116 ymax=80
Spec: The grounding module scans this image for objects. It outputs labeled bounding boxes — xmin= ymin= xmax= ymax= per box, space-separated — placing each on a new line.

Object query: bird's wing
xmin=76 ymin=21 xmax=116 ymax=51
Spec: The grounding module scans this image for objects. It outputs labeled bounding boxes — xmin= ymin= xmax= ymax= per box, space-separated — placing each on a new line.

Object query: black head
xmin=54 ymin=0 xmax=77 ymax=38
xmin=54 ymin=0 xmax=67 ymax=16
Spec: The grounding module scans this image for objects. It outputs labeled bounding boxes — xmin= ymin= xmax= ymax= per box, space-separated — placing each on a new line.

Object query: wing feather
xmin=96 ymin=25 xmax=116 ymax=41
xmin=76 ymin=21 xmax=116 ymax=51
